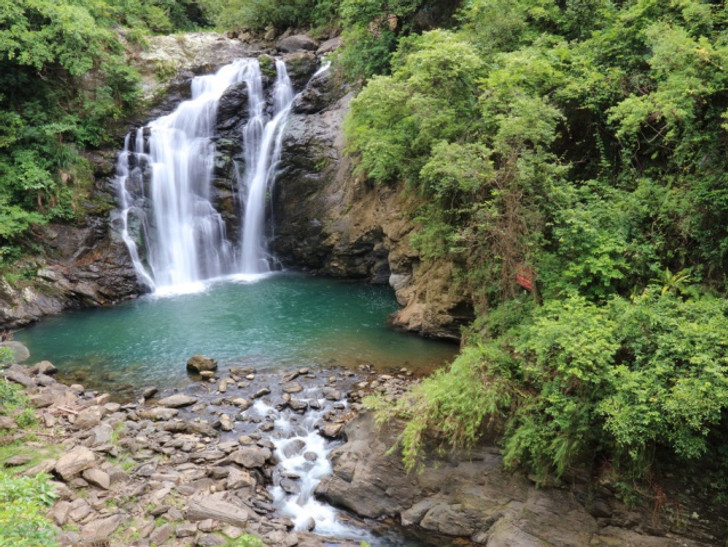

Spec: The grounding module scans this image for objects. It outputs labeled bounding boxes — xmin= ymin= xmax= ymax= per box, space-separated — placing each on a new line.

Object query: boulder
xmin=73 ymin=406 xmax=103 ymax=429
xmin=80 ymin=514 xmax=122 ymax=539
xmin=158 ymin=394 xmax=198 ymax=408
xmin=82 ymin=468 xmax=111 ymax=490
xmin=0 ymin=341 xmax=30 ymax=363
xmin=55 ymin=445 xmax=96 ymax=481
xmin=3 ymin=453 xmax=32 ymax=467
xmin=4 ymin=365 xmax=35 ymax=388
xmin=317 ymin=36 xmax=342 ymax=55
xmin=228 ymin=446 xmax=272 ymax=469
xmin=31 ymin=360 xmax=57 ymax=375
xmin=231 ymin=397 xmax=252 ymax=410
xmin=187 ymin=355 xmax=217 ymax=373
xmin=226 ymin=467 xmax=254 ymax=490
xmin=319 ymin=422 xmax=344 ymax=439
xmin=186 ymin=494 xmax=249 ymax=527
xmin=276 ymin=34 xmax=318 ymax=53
xmin=149 ymin=523 xmax=173 ymax=545
xmin=139 ymin=406 xmax=179 ymax=420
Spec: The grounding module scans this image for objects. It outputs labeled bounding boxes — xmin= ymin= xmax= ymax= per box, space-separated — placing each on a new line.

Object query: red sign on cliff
xmin=516 ymin=264 xmax=535 ymax=291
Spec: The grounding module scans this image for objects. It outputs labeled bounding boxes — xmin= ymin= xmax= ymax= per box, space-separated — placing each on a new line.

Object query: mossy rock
xmin=258 ymin=55 xmax=277 ymax=79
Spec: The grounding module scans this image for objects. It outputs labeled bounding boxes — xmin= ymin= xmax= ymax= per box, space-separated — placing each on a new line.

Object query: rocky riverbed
xmin=1 ymin=351 xmax=723 ymax=547
xmin=0 ymin=353 xmax=395 ymax=547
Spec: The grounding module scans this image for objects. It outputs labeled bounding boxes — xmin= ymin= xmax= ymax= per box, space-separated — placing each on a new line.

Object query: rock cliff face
xmin=0 ymin=219 xmax=138 ymax=330
xmin=317 ymin=412 xmax=718 ymax=546
xmin=271 ymin=69 xmax=473 ymax=340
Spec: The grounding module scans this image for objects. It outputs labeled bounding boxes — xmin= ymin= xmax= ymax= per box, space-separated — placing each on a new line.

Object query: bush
xmin=0 ymin=471 xmax=58 ymax=547
xmin=375 ymin=290 xmax=728 ymax=483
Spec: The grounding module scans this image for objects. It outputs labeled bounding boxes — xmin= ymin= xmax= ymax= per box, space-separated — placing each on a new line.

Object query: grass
xmin=0 ymin=377 xmax=67 ymax=545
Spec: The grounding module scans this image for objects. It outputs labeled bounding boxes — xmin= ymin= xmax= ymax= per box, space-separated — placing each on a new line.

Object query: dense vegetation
xmin=208 ymin=0 xmax=728 ymax=505
xmin=0 ymin=0 xmax=208 ymax=264
xmin=346 ymin=0 xmax=728 ymax=502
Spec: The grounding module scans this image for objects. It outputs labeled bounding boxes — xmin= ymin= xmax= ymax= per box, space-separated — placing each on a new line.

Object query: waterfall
xmin=115 ymin=59 xmax=295 ymax=295
xmin=240 ymin=60 xmax=294 ymax=273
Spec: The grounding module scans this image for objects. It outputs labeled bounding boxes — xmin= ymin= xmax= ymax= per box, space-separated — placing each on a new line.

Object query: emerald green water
xmin=14 ymin=273 xmax=456 ymax=391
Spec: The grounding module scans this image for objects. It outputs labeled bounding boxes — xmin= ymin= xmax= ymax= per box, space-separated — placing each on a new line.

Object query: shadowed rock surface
xmin=317 ymin=412 xmax=720 ymax=546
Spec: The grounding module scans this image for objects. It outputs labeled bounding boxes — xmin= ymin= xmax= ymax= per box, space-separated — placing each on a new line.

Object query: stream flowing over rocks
xmin=1 ymin=353 xmax=721 ymax=547
xmin=2 ymin=355 xmax=374 ymax=547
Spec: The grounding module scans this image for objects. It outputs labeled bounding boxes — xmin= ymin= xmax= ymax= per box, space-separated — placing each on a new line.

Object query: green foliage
xmin=345 ymin=30 xmax=485 ymax=186
xmin=378 ymin=292 xmax=728 ymax=484
xmin=0 ymin=0 xmax=159 ymax=262
xmin=225 ymin=534 xmax=264 ymax=547
xmin=0 ymin=471 xmax=58 ymax=547
xmin=600 ymin=293 xmax=728 ymax=465
xmin=0 ymin=379 xmax=29 ymax=415
xmin=367 ymin=345 xmax=513 ymax=471
xmin=346 ymin=6 xmax=728 ymax=491
xmin=0 ymin=348 xmax=12 ymax=365
xmin=336 ymin=0 xmax=462 ymax=81
xmin=15 ymin=408 xmax=37 ymax=429
xmin=206 ymin=0 xmax=339 ymax=33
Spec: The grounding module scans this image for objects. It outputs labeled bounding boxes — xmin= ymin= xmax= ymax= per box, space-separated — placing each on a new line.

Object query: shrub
xmin=0 ymin=471 xmax=58 ymax=547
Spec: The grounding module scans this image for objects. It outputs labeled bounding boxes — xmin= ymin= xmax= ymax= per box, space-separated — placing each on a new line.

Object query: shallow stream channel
xmin=15 ymin=272 xmax=458 ymax=546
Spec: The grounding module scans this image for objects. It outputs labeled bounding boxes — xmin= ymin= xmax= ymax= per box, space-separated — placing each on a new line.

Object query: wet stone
xmin=320 ymin=422 xmax=344 ymax=439
xmin=282 ymin=370 xmax=300 ymax=383
xmin=187 ymin=355 xmax=217 ymax=373
xmin=287 ymin=398 xmax=309 ymax=413
xmin=231 ymin=397 xmax=252 ymax=410
xmin=158 ymin=394 xmax=198 ymax=408
xmin=252 ymin=388 xmax=270 ymax=399
xmin=279 ymin=478 xmax=300 ymax=495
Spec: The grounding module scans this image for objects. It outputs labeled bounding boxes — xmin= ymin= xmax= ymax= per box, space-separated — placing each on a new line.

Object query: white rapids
xmin=247 ymin=396 xmax=375 ymax=543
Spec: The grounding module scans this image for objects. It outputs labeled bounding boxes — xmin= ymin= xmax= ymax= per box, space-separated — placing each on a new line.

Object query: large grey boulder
xmin=0 ymin=341 xmax=30 ymax=363
xmin=276 ymin=34 xmax=318 ymax=53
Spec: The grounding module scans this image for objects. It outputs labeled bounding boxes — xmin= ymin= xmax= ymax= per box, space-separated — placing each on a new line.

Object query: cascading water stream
xmin=240 ymin=61 xmax=294 ymax=273
xmin=114 ymin=58 xmax=295 ymax=294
